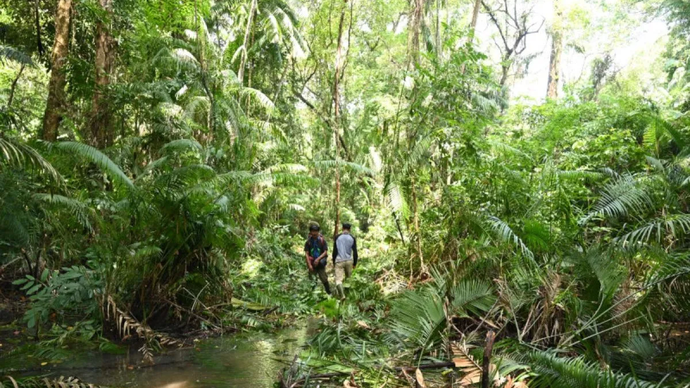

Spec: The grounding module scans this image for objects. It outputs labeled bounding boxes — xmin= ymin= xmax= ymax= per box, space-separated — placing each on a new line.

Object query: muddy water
xmin=22 ymin=323 xmax=313 ymax=388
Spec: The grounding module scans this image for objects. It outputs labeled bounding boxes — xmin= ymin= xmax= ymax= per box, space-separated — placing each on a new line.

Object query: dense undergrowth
xmin=3 ymin=0 xmax=690 ymax=386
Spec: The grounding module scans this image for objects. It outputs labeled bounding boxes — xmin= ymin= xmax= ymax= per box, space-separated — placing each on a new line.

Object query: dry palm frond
xmin=42 ymin=376 xmax=104 ymax=388
xmin=451 ymin=342 xmax=483 ymax=386
xmin=103 ymin=296 xmax=181 ymax=364
xmin=0 ymin=376 xmax=106 ymax=388
xmin=451 ymin=342 xmax=528 ymax=388
xmin=503 ymin=376 xmax=528 ymax=388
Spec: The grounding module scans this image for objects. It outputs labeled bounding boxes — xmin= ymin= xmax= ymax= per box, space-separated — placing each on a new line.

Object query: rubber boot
xmin=336 ymin=284 xmax=345 ymax=300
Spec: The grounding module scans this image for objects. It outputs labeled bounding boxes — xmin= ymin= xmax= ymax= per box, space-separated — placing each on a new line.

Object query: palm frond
xmin=53 ymin=142 xmax=134 ymax=189
xmin=265 ymin=163 xmax=308 ymax=174
xmin=384 ymin=182 xmax=410 ymax=219
xmin=557 ymin=169 xmax=604 ymax=181
xmin=0 ymin=45 xmax=34 ymax=66
xmin=485 ymin=216 xmax=534 ymax=259
xmin=216 ymin=170 xmax=272 ymax=186
xmin=581 ymin=174 xmax=653 ymax=224
xmin=617 ymin=214 xmax=690 ymax=247
xmin=161 ymin=139 xmax=203 ymax=154
xmin=313 ymin=160 xmax=375 ymax=176
xmin=389 ymin=289 xmax=446 ymax=351
xmin=34 ymin=194 xmax=93 ymax=231
xmin=489 ymin=140 xmax=533 ymax=161
xmin=528 ymin=351 xmax=663 ymax=388
xmin=450 ymin=342 xmax=483 ymax=386
xmin=0 ymin=136 xmax=62 ymax=183
xmin=241 ymin=87 xmax=276 ymax=112
xmin=450 ymin=280 xmax=496 ymax=317
xmin=585 ymin=249 xmax=626 ymax=301
xmin=171 ymin=48 xmax=201 ymax=69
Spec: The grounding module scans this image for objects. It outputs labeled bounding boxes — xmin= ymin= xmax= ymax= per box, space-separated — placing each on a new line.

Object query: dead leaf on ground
xmin=356 ymin=320 xmax=370 ymax=329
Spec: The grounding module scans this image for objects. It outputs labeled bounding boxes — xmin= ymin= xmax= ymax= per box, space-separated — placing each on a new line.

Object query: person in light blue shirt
xmin=332 ymin=223 xmax=358 ymax=299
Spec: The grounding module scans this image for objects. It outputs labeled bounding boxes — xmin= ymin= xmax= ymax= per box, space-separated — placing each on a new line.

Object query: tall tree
xmin=238 ymin=0 xmax=258 ymax=85
xmin=482 ymin=0 xmax=544 ymax=87
xmin=89 ymin=0 xmax=116 ymax=149
xmin=546 ymin=0 xmax=563 ymax=99
xmin=332 ymin=0 xmax=350 ymax=239
xmin=406 ymin=0 xmax=426 ymax=275
xmin=34 ymin=0 xmax=44 ymax=56
xmin=408 ymin=0 xmax=425 ymax=67
xmin=41 ymin=0 xmax=72 ymax=141
xmin=470 ymin=0 xmax=481 ymax=41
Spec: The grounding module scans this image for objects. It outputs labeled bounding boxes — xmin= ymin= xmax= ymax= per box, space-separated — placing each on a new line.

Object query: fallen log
xmin=285 ymin=361 xmax=457 ymax=386
xmin=395 ymin=361 xmax=455 ymax=372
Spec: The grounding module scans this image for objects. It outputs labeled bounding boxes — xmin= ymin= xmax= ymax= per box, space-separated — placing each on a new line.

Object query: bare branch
xmin=482 ymin=1 xmax=510 ymax=53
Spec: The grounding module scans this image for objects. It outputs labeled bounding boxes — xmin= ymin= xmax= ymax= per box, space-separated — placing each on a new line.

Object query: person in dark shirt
xmin=332 ymin=223 xmax=358 ymax=299
xmin=304 ymin=224 xmax=331 ymax=295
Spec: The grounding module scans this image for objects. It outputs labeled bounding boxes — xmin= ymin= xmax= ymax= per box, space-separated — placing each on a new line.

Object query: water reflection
xmin=25 ymin=321 xmax=313 ymax=388
xmin=158 ymin=382 xmax=190 ymax=388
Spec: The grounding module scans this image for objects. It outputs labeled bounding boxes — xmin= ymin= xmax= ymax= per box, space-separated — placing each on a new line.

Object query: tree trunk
xmin=41 ymin=0 xmax=72 ymax=142
xmin=500 ymin=63 xmax=509 ymax=86
xmin=546 ymin=31 xmax=562 ymax=99
xmin=407 ymin=0 xmax=424 ymax=68
xmin=35 ymin=0 xmax=44 ymax=56
xmin=238 ymin=0 xmax=257 ymax=85
xmin=547 ymin=2 xmax=563 ymax=99
xmin=89 ymin=0 xmax=115 ymax=149
xmin=469 ymin=0 xmax=481 ymax=41
xmin=332 ymin=0 xmax=348 ymax=239
xmin=410 ymin=175 xmax=424 ymax=277
xmin=435 ymin=0 xmax=441 ymax=57
xmin=7 ymin=64 xmax=25 ymax=109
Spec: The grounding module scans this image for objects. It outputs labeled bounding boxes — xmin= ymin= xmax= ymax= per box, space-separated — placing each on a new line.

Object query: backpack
xmin=308 ymin=235 xmax=327 ymax=269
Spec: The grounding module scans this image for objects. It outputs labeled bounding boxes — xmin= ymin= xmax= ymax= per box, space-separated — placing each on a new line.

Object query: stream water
xmin=15 ymin=322 xmax=313 ymax=388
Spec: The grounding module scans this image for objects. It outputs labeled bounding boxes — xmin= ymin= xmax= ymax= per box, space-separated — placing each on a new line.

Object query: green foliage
xmin=528 ymin=351 xmax=664 ymax=388
xmin=13 ymin=267 xmax=102 ymax=330
xmin=2 ymin=0 xmax=690 ymax=384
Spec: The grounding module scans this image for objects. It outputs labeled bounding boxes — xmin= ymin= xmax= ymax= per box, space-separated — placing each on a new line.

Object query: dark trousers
xmin=311 ymin=266 xmax=330 ymax=294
